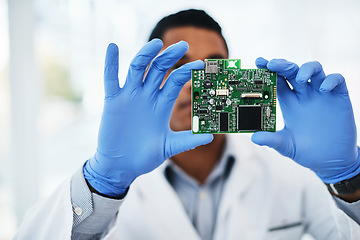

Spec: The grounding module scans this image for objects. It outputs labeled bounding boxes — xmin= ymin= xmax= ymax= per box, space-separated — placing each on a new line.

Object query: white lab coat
xmin=15 ymin=135 xmax=360 ymax=239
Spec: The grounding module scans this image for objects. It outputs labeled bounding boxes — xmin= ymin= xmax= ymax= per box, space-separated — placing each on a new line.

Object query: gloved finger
xmin=143 ymin=41 xmax=189 ymax=95
xmin=267 ymin=59 xmax=306 ymax=94
xmin=296 ymin=61 xmax=326 ymax=91
xmin=319 ymin=73 xmax=348 ymax=94
xmin=160 ymin=60 xmax=204 ymax=104
xmin=251 ymin=130 xmax=294 ymax=159
xmin=164 ymin=130 xmax=213 ymax=159
xmin=255 ymin=57 xmax=269 ymax=68
xmin=275 ymin=75 xmax=294 ymax=104
xmin=104 ymin=43 xmax=121 ymax=98
xmin=124 ymin=39 xmax=163 ymax=90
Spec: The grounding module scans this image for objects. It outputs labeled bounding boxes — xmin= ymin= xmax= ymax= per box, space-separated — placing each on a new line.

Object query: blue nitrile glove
xmin=83 ymin=39 xmax=213 ymax=197
xmin=252 ymin=58 xmax=360 ymax=184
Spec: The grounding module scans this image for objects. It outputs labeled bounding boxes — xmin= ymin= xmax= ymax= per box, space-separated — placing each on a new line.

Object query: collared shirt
xmin=164 ymin=154 xmax=234 ymax=240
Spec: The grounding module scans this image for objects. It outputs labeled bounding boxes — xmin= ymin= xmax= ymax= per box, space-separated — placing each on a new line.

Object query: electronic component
xmin=216 ymin=89 xmax=229 ymax=96
xmin=203 ymin=80 xmax=213 ymax=89
xmin=229 ymin=80 xmax=239 ymax=85
xmin=205 ymin=60 xmax=218 ymax=73
xmin=216 ymin=105 xmax=223 ymax=110
xmin=219 ymin=112 xmax=229 ymax=132
xmin=198 ymin=109 xmax=208 ymax=114
xmin=241 ymin=93 xmax=262 ymax=99
xmin=192 ymin=59 xmax=276 ymax=133
xmin=238 ymin=106 xmax=262 ymax=131
xmin=193 ymin=91 xmax=200 ymax=100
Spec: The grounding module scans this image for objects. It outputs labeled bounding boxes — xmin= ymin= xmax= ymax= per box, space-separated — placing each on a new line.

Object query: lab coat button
xmin=74 ymin=207 xmax=83 ymax=216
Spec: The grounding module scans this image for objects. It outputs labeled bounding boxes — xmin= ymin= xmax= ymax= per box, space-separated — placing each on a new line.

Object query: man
xmin=15 ymin=9 xmax=360 ymax=239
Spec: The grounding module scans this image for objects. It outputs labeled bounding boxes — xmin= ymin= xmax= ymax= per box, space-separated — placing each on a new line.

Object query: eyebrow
xmin=179 ymin=53 xmax=227 ymax=62
xmin=171 ymin=53 xmax=228 ymax=70
xmin=206 ymin=54 xmax=227 ymax=59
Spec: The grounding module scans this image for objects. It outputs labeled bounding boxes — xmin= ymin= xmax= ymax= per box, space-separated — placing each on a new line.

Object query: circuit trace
xmin=192 ymin=59 xmax=277 ymax=134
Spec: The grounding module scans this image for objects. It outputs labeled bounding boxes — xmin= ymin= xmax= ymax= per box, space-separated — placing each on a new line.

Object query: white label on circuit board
xmin=192 ymin=116 xmax=199 ymax=133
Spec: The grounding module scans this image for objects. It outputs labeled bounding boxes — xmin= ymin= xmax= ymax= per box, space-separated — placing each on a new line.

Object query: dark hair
xmin=149 ymin=9 xmax=228 ymax=53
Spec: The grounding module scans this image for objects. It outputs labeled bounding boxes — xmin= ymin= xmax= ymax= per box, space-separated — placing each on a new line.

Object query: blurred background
xmin=1 ymin=0 xmax=360 ymax=238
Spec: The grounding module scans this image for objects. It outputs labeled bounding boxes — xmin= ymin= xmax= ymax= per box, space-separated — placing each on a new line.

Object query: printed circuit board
xmin=192 ymin=59 xmax=277 ymax=134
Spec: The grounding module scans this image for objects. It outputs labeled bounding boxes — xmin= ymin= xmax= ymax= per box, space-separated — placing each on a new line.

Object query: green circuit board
xmin=191 ymin=59 xmax=277 ymax=134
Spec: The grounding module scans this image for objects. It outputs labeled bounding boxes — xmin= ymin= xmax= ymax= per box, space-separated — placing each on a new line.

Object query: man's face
xmin=161 ymin=26 xmax=229 ymax=131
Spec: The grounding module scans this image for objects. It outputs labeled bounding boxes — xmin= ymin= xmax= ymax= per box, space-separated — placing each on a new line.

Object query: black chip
xmin=202 ymin=95 xmax=208 ymax=100
xmin=216 ymin=105 xmax=223 ymax=110
xmin=254 ymin=80 xmax=263 ymax=84
xmin=198 ymin=109 xmax=208 ymax=114
xmin=229 ymin=81 xmax=239 ymax=85
xmin=237 ymin=87 xmax=247 ymax=91
xmin=237 ymin=106 xmax=262 ymax=131
xmin=202 ymin=80 xmax=213 ymax=89
xmin=219 ymin=112 xmax=229 ymax=132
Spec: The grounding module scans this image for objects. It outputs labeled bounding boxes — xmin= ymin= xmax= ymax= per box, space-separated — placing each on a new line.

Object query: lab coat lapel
xmin=137 ymin=164 xmax=201 ymax=240
xmin=214 ymin=135 xmax=272 ymax=239
xmin=216 ymin=135 xmax=256 ymax=219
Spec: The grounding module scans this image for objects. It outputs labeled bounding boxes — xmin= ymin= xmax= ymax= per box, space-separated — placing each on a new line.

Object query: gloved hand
xmin=83 ymin=39 xmax=213 ymax=197
xmin=252 ymin=58 xmax=360 ymax=184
